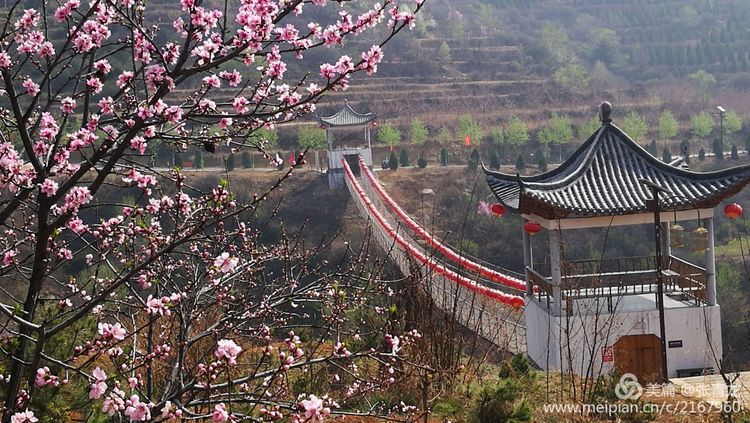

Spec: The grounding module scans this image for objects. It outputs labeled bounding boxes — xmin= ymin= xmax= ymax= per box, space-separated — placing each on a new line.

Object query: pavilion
xmin=317 ymin=100 xmax=376 ymax=188
xmin=484 ymin=102 xmax=750 ymax=382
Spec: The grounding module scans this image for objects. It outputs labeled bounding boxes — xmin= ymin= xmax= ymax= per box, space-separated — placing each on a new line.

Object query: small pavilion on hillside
xmin=484 ymin=102 xmax=750 ymax=382
xmin=317 ymin=100 xmax=376 ymax=188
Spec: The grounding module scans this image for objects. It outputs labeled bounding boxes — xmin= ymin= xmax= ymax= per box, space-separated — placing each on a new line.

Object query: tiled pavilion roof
xmin=317 ymin=101 xmax=376 ymax=128
xmin=485 ymin=109 xmax=750 ymax=220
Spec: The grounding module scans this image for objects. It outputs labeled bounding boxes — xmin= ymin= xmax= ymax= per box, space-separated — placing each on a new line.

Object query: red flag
xmin=288 ymin=152 xmax=296 ymax=166
xmin=464 ymin=134 xmax=471 ymax=146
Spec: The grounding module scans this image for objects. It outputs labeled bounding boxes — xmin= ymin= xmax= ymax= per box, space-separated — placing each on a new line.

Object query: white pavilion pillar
xmin=522 ymin=229 xmax=532 ymax=296
xmin=704 ymin=217 xmax=717 ymax=306
xmin=660 ymin=222 xmax=671 ymax=268
xmin=326 ymin=129 xmax=334 ymax=169
xmin=549 ymin=228 xmax=562 ymax=315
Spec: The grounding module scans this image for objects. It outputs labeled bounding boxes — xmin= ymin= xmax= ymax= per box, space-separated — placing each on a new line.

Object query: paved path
xmin=671 ymin=372 xmax=750 ymax=406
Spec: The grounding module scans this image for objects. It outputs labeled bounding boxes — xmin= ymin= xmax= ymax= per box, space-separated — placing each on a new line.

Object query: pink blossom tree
xmin=0 ymin=0 xmax=425 ymax=420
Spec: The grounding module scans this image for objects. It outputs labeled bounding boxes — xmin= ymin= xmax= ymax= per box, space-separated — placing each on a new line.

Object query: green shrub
xmin=535 ymin=148 xmax=547 ymax=171
xmin=489 ymin=149 xmax=500 ymax=170
xmin=515 ymin=154 xmax=526 ymax=171
xmin=226 ymin=153 xmax=236 ymax=171
xmin=499 ymin=354 xmax=534 ymax=379
xmin=417 ymin=156 xmax=427 ymax=168
xmin=470 ymin=379 xmax=532 ymax=423
xmin=713 ymin=137 xmax=724 ymax=160
xmin=440 ymin=148 xmax=448 ymax=166
xmin=399 ymin=149 xmax=410 ymax=167
xmin=661 ymin=147 xmax=671 ymax=162
xmin=468 ymin=148 xmax=480 ymax=171
xmin=242 ymin=151 xmax=252 ymax=168
xmin=193 ymin=149 xmax=204 ymax=169
xmin=388 ymin=151 xmax=399 ymax=171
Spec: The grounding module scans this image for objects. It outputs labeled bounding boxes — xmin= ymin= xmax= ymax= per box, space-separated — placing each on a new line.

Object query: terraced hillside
xmin=313 ymin=0 xmax=750 ymax=133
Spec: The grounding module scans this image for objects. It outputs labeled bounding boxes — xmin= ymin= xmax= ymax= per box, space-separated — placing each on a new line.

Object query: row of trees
xmin=374 ymin=108 xmax=744 ymax=160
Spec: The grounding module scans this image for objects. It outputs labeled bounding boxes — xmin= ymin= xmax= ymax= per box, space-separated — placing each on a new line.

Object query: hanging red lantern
xmin=724 ymin=202 xmax=743 ymax=219
xmin=490 ymin=203 xmax=506 ymax=217
xmin=523 ymin=221 xmax=543 ymax=235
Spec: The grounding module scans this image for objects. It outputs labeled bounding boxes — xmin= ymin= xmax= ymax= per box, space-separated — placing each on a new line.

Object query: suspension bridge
xmin=342 ymin=156 xmax=527 ymax=353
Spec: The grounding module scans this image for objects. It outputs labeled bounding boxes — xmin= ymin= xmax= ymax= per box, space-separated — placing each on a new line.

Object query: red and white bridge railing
xmin=342 ymin=158 xmax=524 ymax=308
xmin=357 ymin=156 xmax=527 ymax=292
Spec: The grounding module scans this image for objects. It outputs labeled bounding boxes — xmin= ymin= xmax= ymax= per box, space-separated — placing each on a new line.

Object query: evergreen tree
xmin=242 ymin=151 xmax=252 ymax=168
xmin=725 ymin=110 xmax=743 ymax=135
xmin=174 ymin=151 xmax=183 ymax=168
xmin=437 ymin=127 xmax=452 ymax=146
xmin=226 ymin=153 xmax=236 ymax=171
xmin=515 ymin=154 xmax=526 ymax=171
xmin=417 ymin=155 xmax=427 ymax=168
xmin=712 ymin=137 xmax=724 ymax=160
xmin=155 ymin=142 xmax=173 ymax=166
xmin=297 ymin=126 xmax=326 ymax=169
xmin=657 ymin=111 xmax=679 ymax=140
xmin=698 ymin=147 xmax=706 ymax=161
xmin=680 ymin=140 xmax=690 ymax=164
xmin=691 ymin=112 xmax=714 ymax=138
xmin=505 ymin=116 xmax=529 ymax=147
xmin=377 ymin=124 xmax=401 ymax=147
xmin=745 ymin=134 xmax=750 ymax=155
xmin=576 ymin=116 xmax=600 ymax=139
xmin=489 ymin=149 xmax=500 ymax=170
xmin=409 ymin=118 xmax=429 ymax=144
xmin=468 ymin=148 xmax=480 ymax=171
xmin=731 ymin=144 xmax=739 ymax=160
xmin=437 ymin=41 xmax=451 ymax=63
xmin=388 ymin=151 xmax=398 ymax=170
xmin=537 ymin=113 xmax=573 ymax=160
xmin=536 ymin=148 xmax=547 ymax=171
xmin=193 ymin=149 xmax=204 ymax=169
xmin=661 ymin=147 xmax=672 ymax=163
xmin=399 ymin=149 xmax=410 ymax=167
xmin=648 ymin=140 xmax=658 ymax=156
xmin=440 ymin=148 xmax=448 ymax=166
xmin=458 ymin=115 xmax=483 ymax=146
xmin=489 ymin=127 xmax=504 ymax=145
xmin=621 ymin=110 xmax=649 ymax=141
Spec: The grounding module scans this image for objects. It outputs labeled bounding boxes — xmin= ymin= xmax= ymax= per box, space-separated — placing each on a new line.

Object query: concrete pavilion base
xmin=524 ymin=293 xmax=722 ymax=381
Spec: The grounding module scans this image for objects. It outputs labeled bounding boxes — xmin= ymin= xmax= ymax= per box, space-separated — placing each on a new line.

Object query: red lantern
xmin=724 ymin=202 xmax=743 ymax=219
xmin=523 ymin=221 xmax=543 ymax=235
xmin=490 ymin=203 xmax=506 ymax=217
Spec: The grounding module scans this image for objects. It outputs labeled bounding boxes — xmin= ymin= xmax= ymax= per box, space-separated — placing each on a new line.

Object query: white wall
xmin=525 ymin=297 xmax=722 ymax=379
xmin=327 ymin=147 xmax=372 ymax=169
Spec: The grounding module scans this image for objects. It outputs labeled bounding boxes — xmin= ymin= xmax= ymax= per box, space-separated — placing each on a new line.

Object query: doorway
xmin=344 ymin=154 xmax=360 ymax=176
xmin=614 ymin=334 xmax=663 ymax=383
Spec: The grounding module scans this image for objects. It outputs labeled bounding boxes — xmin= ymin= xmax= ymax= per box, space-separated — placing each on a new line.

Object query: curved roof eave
xmin=484 ymin=120 xmax=750 ymax=219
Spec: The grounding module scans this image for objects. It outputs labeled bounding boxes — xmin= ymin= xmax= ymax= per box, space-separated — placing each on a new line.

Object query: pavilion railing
xmin=527 ymin=254 xmax=708 ymax=313
xmin=667 ymin=255 xmax=708 ymax=304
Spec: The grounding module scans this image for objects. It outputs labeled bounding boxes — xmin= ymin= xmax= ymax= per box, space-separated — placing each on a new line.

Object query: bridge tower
xmin=317 ymin=100 xmax=376 ymax=189
xmin=484 ymin=102 xmax=750 ymax=383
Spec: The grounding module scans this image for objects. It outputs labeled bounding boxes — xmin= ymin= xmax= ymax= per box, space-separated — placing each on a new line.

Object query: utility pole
xmin=718 ymin=106 xmax=726 ymax=154
xmin=640 ymin=179 xmax=670 ymax=383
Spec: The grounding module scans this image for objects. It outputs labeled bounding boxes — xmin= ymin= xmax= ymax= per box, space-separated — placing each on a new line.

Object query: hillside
xmin=309 ymin=0 xmax=750 ymax=145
